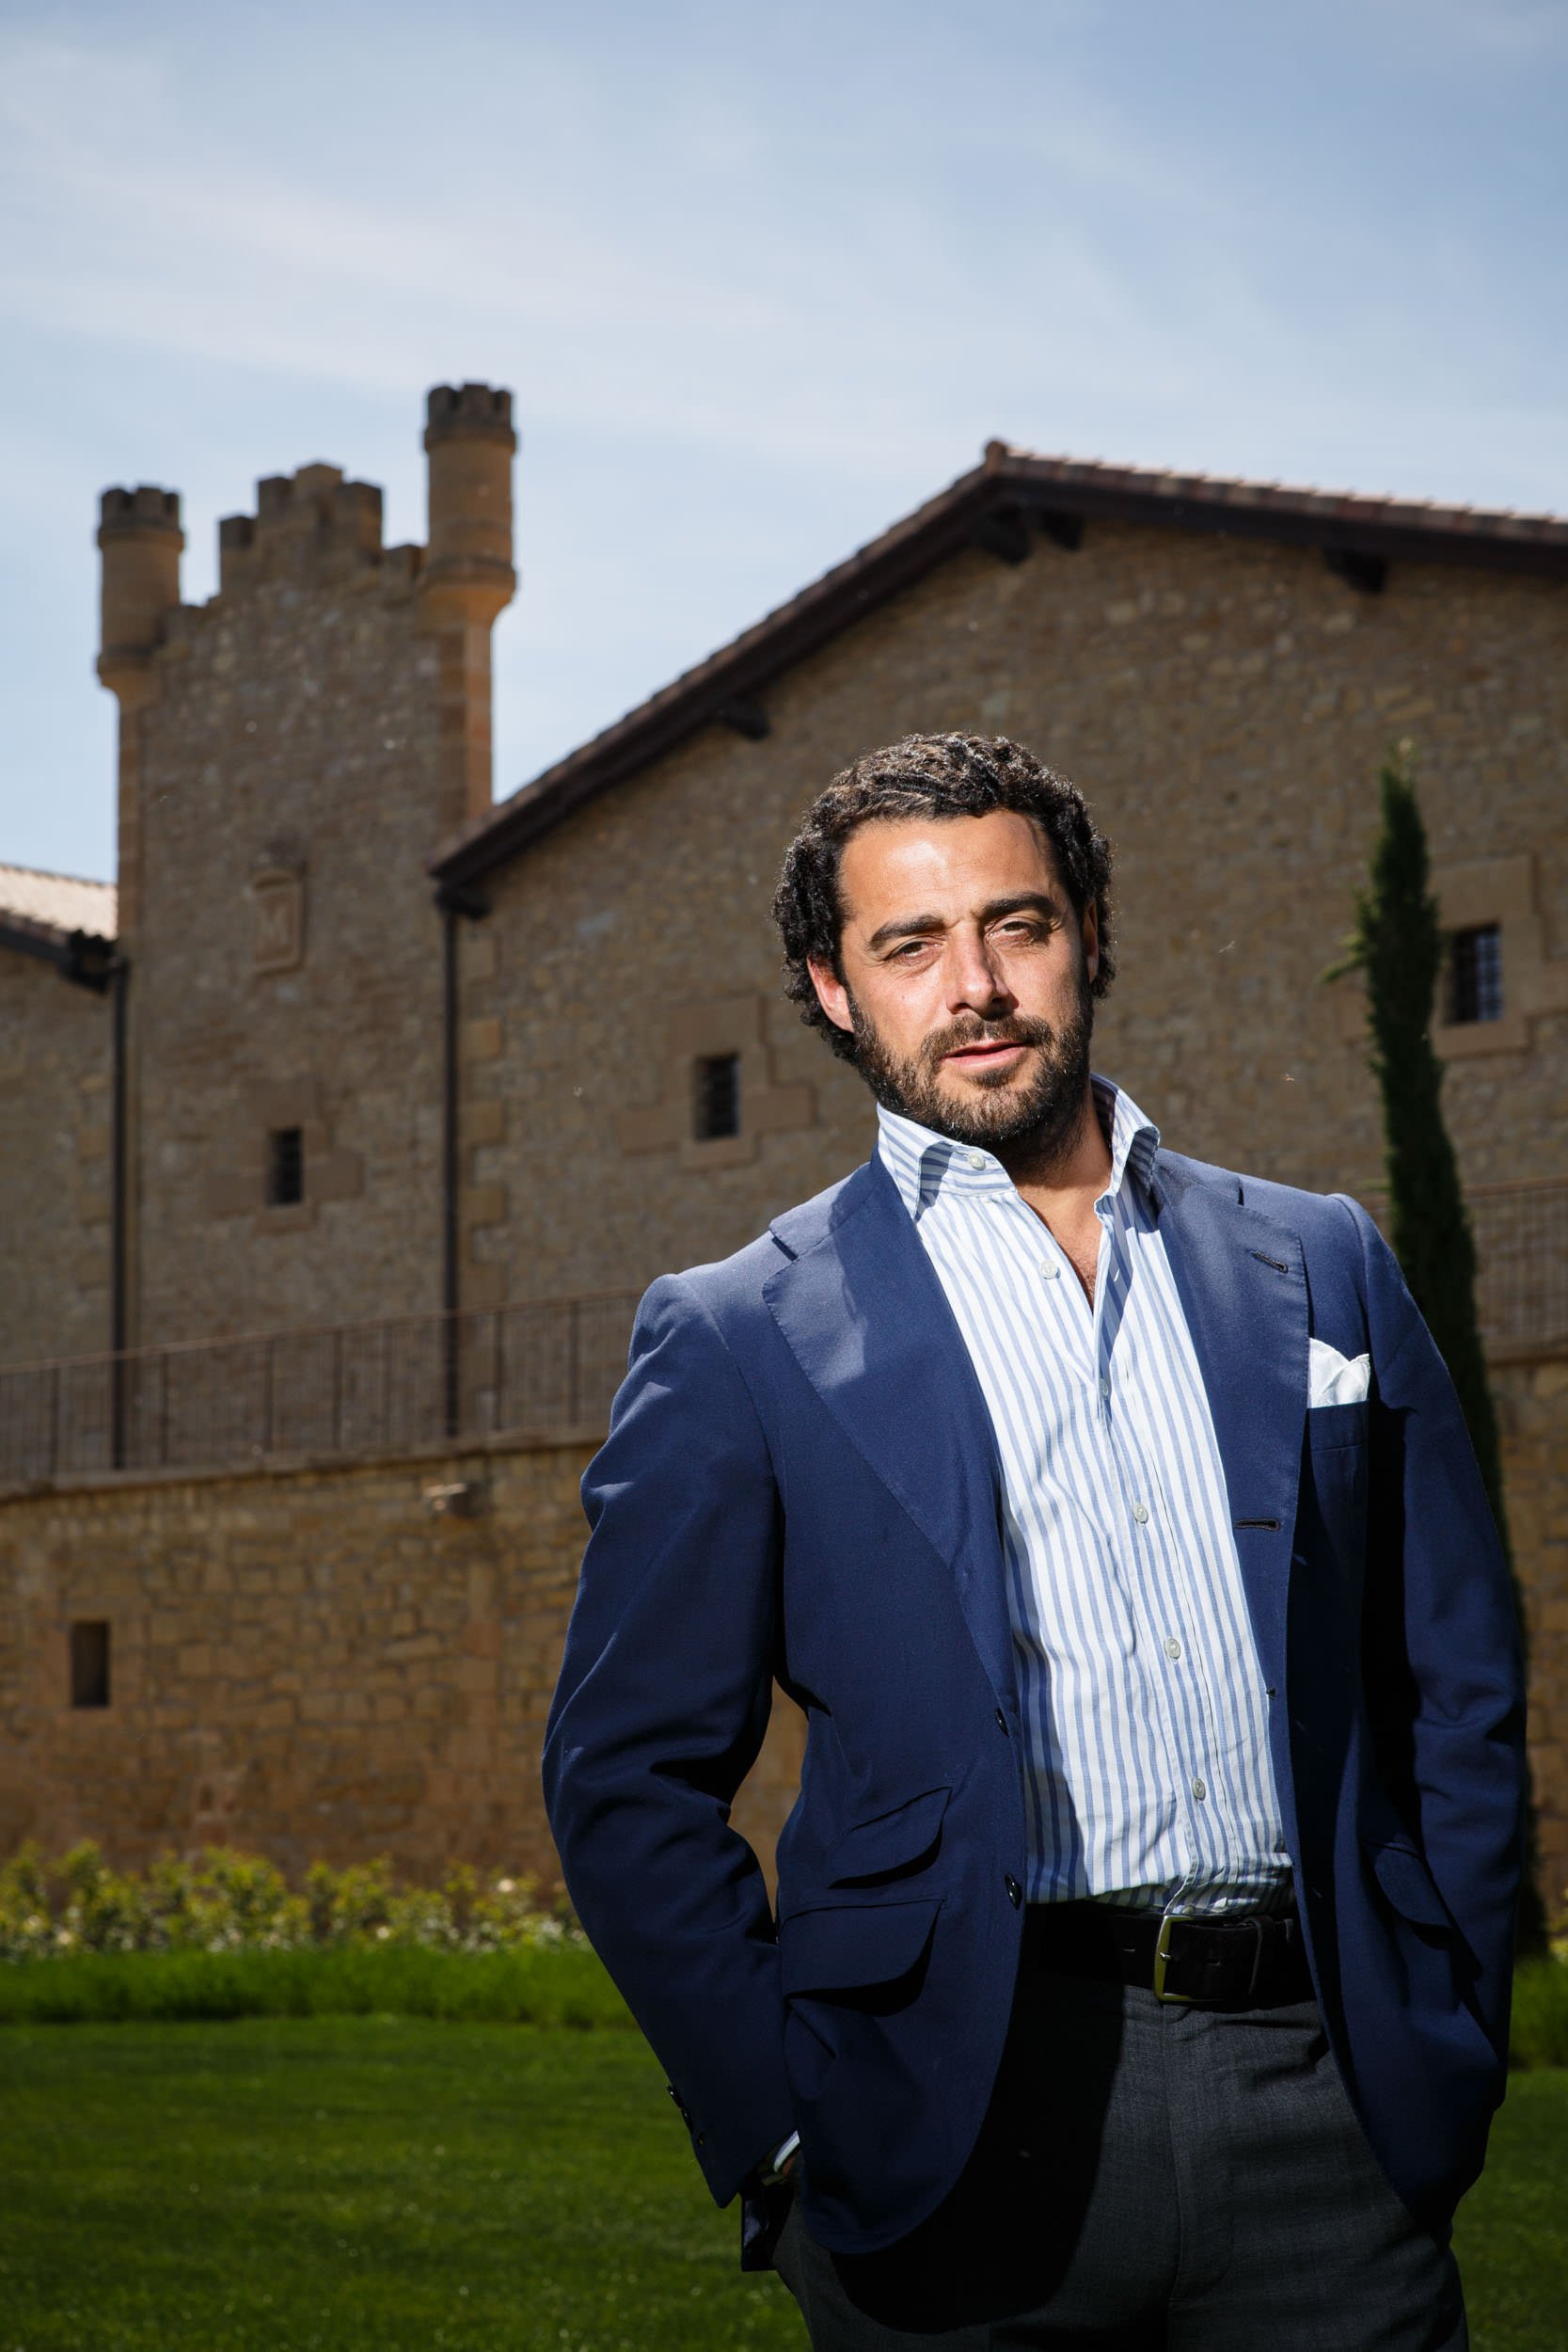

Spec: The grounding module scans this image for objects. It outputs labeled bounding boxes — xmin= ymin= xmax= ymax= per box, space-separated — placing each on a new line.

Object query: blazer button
xmin=1005 ymin=1874 xmax=1022 ymax=1907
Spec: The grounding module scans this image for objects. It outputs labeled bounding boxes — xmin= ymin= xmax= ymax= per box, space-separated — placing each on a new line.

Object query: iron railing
xmin=1469 ymin=1178 xmax=1568 ymax=1362
xmin=0 ymin=1293 xmax=641 ymax=1486
xmin=1357 ymin=1176 xmax=1568 ymax=1362
xmin=0 ymin=1179 xmax=1563 ymax=1488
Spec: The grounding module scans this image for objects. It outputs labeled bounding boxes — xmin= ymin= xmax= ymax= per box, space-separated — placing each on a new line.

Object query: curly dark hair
xmin=772 ymin=733 xmax=1116 ymax=1063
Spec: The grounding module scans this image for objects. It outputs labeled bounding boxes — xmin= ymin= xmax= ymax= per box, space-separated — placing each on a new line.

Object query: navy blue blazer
xmin=542 ymin=1147 xmax=1527 ymax=2254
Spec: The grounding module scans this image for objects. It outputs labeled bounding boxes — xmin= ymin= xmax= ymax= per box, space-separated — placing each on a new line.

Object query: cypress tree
xmin=1332 ymin=743 xmax=1543 ymax=1947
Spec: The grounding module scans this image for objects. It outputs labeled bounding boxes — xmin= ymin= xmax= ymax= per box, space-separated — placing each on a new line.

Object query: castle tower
xmin=86 ymin=385 xmax=517 ymax=1356
xmin=420 ymin=383 xmax=517 ymax=831
xmin=97 ymin=485 xmax=183 ymax=946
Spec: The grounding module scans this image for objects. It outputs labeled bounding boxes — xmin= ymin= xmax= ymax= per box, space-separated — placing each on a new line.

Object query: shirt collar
xmin=877 ymin=1073 xmax=1162 ymax=1222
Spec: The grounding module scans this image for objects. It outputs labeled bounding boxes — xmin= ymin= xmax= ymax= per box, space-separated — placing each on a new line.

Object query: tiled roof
xmin=430 ymin=440 xmax=1568 ymax=894
xmin=979 ymin=441 xmax=1568 ymax=551
xmin=0 ymin=863 xmax=117 ymax=942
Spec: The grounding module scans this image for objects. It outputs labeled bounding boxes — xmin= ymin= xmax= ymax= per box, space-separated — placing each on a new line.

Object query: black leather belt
xmin=1022 ymin=1900 xmax=1314 ymax=2010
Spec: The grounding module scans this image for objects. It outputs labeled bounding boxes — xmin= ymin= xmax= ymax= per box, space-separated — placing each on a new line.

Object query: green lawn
xmin=1454 ymin=2072 xmax=1568 ymax=2352
xmin=0 ymin=2019 xmax=803 ymax=2352
xmin=0 ymin=2020 xmax=1561 ymax=2351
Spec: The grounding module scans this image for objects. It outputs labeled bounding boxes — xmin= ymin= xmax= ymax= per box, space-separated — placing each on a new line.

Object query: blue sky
xmin=2 ymin=0 xmax=1564 ymax=882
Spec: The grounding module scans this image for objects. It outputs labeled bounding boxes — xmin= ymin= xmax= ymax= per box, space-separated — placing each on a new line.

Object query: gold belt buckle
xmin=1153 ymin=1913 xmax=1198 ymax=2004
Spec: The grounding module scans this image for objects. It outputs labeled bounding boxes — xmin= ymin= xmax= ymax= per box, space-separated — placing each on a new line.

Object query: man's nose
xmin=943 ymin=930 xmax=1013 ymax=1014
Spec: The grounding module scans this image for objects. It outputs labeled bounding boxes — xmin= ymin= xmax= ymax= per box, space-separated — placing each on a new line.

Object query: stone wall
xmin=0 ymin=1380 xmax=1559 ymax=1915
xmin=0 ymin=1437 xmax=804 ymax=1889
xmin=0 ymin=953 xmax=111 ymax=1367
xmin=466 ymin=521 xmax=1568 ymax=1311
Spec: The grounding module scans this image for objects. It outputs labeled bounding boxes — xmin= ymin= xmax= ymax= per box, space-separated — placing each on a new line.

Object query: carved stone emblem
xmin=251 ymin=864 xmax=305 ymax=974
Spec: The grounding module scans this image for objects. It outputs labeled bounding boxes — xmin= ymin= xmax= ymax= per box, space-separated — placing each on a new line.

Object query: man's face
xmin=807 ymin=809 xmax=1099 ymax=1156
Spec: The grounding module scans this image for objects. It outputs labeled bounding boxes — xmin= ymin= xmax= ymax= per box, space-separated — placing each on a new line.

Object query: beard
xmin=848 ymin=959 xmax=1095 ymax=1169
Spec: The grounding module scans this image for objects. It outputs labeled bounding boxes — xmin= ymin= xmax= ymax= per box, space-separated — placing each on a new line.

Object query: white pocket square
xmin=1308 ymin=1340 xmax=1370 ymax=1407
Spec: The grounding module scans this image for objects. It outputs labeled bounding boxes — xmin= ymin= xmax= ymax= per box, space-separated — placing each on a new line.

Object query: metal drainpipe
xmin=437 ymin=883 xmax=488 ymax=1441
xmin=57 ymin=930 xmax=128 ymax=1460
xmin=441 ymin=899 xmax=460 ymax=1438
xmin=109 ymin=952 xmax=130 ymax=1467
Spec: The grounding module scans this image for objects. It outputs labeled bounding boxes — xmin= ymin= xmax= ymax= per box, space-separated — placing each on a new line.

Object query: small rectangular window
xmin=1447 ymin=925 xmax=1503 ymax=1025
xmin=266 ymin=1125 xmax=305 ymax=1205
xmin=71 ymin=1620 xmax=111 ymax=1708
xmin=693 ymin=1053 xmax=741 ymax=1141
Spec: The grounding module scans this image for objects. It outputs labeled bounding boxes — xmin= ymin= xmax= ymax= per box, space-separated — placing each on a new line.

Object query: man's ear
xmin=807 ymin=956 xmax=855 ymax=1036
xmin=1081 ymin=900 xmax=1100 ymax=987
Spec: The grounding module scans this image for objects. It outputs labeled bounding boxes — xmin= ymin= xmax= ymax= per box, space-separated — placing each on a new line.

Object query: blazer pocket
xmin=779 ymin=1897 xmax=942 ymax=1997
xmin=1307 ymin=1398 xmax=1370 ymax=1452
xmin=1364 ymin=1837 xmax=1451 ymax=1931
xmin=827 ymin=1786 xmax=951 ymax=1888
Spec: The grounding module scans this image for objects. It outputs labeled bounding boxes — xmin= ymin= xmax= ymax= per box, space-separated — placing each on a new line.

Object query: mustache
xmin=921 ymin=1014 xmax=1057 ymax=1067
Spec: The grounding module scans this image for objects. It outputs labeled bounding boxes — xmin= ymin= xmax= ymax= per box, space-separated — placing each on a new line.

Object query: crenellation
xmin=290 ymin=462 xmax=344 ymax=500
xmin=425 ymin=382 xmax=515 ymax=440
xmin=217 ymin=512 xmax=255 ymax=595
xmin=217 ymin=466 xmax=389 ymax=591
xmin=98 ymin=482 xmax=183 ymax=695
xmin=379 ymin=544 xmax=422 ymax=598
xmin=421 ymin=381 xmax=515 ymax=601
xmin=100 ymin=484 xmax=180 ymax=533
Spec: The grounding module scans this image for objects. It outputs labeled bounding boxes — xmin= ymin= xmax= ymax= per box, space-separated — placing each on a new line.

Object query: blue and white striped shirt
xmin=878 ymin=1078 xmax=1290 ymax=1916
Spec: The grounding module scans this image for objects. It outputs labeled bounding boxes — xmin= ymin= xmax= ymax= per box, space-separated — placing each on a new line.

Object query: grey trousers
xmin=772 ymin=1969 xmax=1466 ymax=2350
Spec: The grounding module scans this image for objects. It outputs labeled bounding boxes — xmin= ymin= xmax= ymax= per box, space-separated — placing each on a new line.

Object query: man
xmin=543 ymin=733 xmax=1526 ymax=2348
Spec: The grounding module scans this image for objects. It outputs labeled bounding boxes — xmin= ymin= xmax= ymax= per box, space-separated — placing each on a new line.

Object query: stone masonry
xmin=0 ymin=950 xmax=113 ymax=1368
xmin=465 ymin=522 xmax=1568 ymax=1307
xmin=0 ymin=1433 xmax=804 ymax=1885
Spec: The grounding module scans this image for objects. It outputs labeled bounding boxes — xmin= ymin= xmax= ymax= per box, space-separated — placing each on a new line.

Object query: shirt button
xmin=1132 ymin=1502 xmax=1149 ymax=1526
xmin=1098 ymin=1375 xmax=1111 ymax=1397
xmin=1164 ymin=1637 xmax=1181 ymax=1660
xmin=965 ymin=1150 xmax=988 ymax=1170
xmin=1192 ymin=1778 xmax=1207 ymax=1803
xmin=1037 ymin=1260 xmax=1059 ymax=1279
xmin=1005 ymin=1874 xmax=1023 ymax=1908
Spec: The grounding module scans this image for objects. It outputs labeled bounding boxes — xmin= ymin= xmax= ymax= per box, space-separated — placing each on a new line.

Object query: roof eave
xmin=0 ymin=916 xmax=119 ymax=991
xmin=430 ymin=457 xmax=1001 ymax=889
xmin=430 ymin=452 xmax=1568 ymax=892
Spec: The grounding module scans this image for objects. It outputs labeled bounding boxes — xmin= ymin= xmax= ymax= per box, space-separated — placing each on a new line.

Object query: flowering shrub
xmin=0 ymin=1842 xmax=582 ymax=1962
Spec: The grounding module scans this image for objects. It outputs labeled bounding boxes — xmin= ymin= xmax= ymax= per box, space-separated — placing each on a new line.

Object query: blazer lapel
xmin=1151 ymin=1155 xmax=1308 ymax=1697
xmin=764 ymin=1160 xmax=1012 ymax=1704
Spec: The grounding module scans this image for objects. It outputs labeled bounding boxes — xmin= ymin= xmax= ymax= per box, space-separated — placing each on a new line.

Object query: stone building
xmin=2 ymin=386 xmax=1565 ymax=1906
